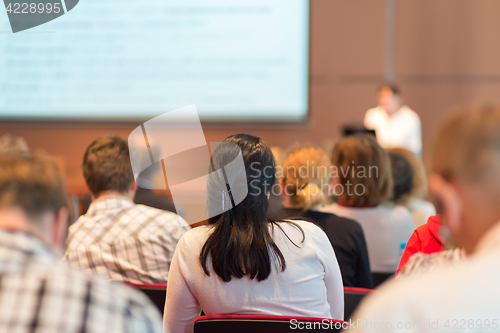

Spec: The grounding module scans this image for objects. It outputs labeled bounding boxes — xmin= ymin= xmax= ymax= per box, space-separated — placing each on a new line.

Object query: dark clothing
xmin=274 ymin=207 xmax=373 ymax=289
xmin=134 ymin=187 xmax=178 ymax=214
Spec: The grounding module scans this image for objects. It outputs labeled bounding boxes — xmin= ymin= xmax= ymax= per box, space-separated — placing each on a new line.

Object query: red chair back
xmin=194 ymin=314 xmax=348 ymax=333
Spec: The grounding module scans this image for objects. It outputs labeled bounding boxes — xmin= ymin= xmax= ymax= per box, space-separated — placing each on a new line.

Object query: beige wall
xmin=2 ymin=0 xmax=500 ymax=193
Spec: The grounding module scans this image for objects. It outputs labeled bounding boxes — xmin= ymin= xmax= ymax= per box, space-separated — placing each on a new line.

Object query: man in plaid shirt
xmin=65 ymin=136 xmax=190 ymax=284
xmin=0 ymin=153 xmax=162 ymax=332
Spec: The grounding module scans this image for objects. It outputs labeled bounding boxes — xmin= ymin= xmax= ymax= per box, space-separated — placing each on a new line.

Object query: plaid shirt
xmin=65 ymin=196 xmax=190 ymax=284
xmin=0 ymin=229 xmax=162 ymax=333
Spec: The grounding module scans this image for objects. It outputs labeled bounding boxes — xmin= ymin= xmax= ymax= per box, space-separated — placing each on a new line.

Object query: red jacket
xmin=396 ymin=214 xmax=444 ymax=274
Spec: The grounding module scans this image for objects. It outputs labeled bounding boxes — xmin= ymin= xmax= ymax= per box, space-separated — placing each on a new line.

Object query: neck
xmin=95 ymin=190 xmax=135 ymax=201
xmin=384 ymin=105 xmax=402 ymax=116
xmin=0 ymin=207 xmax=53 ymax=248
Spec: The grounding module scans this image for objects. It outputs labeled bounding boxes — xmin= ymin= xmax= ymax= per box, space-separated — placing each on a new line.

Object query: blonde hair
xmin=331 ymin=135 xmax=393 ymax=207
xmin=387 ymin=147 xmax=428 ymax=202
xmin=430 ymin=105 xmax=500 ymax=188
xmin=282 ymin=146 xmax=331 ymax=211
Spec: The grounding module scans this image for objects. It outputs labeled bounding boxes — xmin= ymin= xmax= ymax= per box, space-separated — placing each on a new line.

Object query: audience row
xmin=1 ymin=105 xmax=498 ymax=332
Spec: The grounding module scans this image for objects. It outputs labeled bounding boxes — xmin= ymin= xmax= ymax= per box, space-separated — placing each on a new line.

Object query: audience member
xmin=164 ymin=134 xmax=344 ymax=333
xmin=396 ymin=214 xmax=444 ymax=274
xmin=364 ymin=84 xmax=422 ymax=156
xmin=0 ymin=153 xmax=162 ymax=332
xmin=321 ymin=135 xmax=414 ymax=284
xmin=65 ymin=136 xmax=189 ymax=284
xmin=388 ymin=151 xmax=414 ymax=203
xmin=388 ymin=147 xmax=436 ymax=227
xmin=351 ymin=105 xmax=500 ymax=331
xmin=274 ymin=146 xmax=373 ymax=288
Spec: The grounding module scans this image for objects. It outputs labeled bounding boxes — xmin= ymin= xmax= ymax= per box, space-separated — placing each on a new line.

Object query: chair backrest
xmin=125 ymin=283 xmax=167 ymax=314
xmin=343 ymin=287 xmax=376 ymax=321
xmin=193 ymin=314 xmax=348 ymax=333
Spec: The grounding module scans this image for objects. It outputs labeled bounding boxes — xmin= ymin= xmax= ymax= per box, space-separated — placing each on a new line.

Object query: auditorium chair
xmin=343 ymin=287 xmax=376 ymax=321
xmin=125 ymin=283 xmax=167 ymax=313
xmin=193 ymin=314 xmax=348 ymax=333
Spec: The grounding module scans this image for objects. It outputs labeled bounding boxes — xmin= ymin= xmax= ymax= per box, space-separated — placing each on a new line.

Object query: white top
xmin=163 ymin=220 xmax=344 ymax=333
xmin=320 ymin=203 xmax=415 ymax=273
xmin=350 ymin=222 xmax=500 ymax=333
xmin=364 ymin=105 xmax=422 ymax=157
xmin=404 ymin=197 xmax=437 ymax=228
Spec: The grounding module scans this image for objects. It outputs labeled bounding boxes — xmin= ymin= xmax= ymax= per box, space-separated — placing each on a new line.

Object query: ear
xmin=428 ymin=174 xmax=463 ymax=236
xmin=52 ymin=207 xmax=69 ymax=249
xmin=130 ymin=180 xmax=138 ymax=191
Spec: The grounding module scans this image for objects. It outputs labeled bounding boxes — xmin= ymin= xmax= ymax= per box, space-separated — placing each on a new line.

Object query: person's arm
xmin=163 ymin=235 xmax=202 ymax=333
xmin=314 ymin=227 xmax=344 ymax=320
xmin=363 ymin=108 xmax=376 ymax=129
xmin=407 ymin=112 xmax=422 ymax=157
xmin=354 ymin=227 xmax=374 ymax=289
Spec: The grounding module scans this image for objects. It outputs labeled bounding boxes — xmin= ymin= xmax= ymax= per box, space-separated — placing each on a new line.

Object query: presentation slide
xmin=0 ymin=0 xmax=309 ymax=122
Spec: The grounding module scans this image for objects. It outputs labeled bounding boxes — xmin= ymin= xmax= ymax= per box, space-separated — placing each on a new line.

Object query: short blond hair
xmin=331 ymin=135 xmax=393 ymax=206
xmin=430 ymin=105 xmax=500 ymax=188
xmin=282 ymin=146 xmax=331 ymax=211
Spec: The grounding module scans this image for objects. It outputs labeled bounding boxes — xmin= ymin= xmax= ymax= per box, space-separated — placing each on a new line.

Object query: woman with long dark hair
xmin=164 ymin=134 xmax=343 ymax=332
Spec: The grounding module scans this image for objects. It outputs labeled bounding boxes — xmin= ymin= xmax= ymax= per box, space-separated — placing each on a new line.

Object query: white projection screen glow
xmin=0 ymin=0 xmax=309 ymax=122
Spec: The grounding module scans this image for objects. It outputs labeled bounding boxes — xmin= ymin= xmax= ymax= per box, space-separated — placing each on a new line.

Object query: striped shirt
xmin=65 ymin=196 xmax=190 ymax=284
xmin=0 ymin=229 xmax=162 ymax=333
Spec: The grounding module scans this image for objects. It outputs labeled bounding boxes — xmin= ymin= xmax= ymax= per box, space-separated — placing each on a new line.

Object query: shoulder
xmin=175 ymin=224 xmax=213 ymax=251
xmin=317 ymin=211 xmax=363 ymax=233
xmin=37 ymin=259 xmax=160 ymax=316
xmin=279 ymin=219 xmax=323 ymax=233
xmin=134 ymin=204 xmax=189 ymax=226
xmin=355 ymin=258 xmax=484 ymax=324
xmin=383 ymin=203 xmax=414 ymax=220
xmin=400 ymin=105 xmax=421 ymax=120
xmin=364 ymin=107 xmax=384 ymax=123
xmin=279 ymin=220 xmax=333 ymax=249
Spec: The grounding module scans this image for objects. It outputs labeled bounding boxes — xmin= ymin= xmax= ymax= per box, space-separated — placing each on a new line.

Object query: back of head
xmin=0 ymin=134 xmax=30 ymax=156
xmin=0 ymin=154 xmax=67 ymax=222
xmin=377 ymin=83 xmax=402 ymax=115
xmin=331 ymin=135 xmax=393 ymax=207
xmin=388 ymin=151 xmax=414 ymax=203
xmin=387 ymin=147 xmax=428 ymax=199
xmin=201 ymin=133 xmax=295 ymax=282
xmin=282 ymin=146 xmax=331 ymax=211
xmin=429 ymin=105 xmax=500 ymax=252
xmin=431 ymin=106 xmax=500 ymax=185
xmin=82 ymin=136 xmax=134 ymax=197
xmin=377 ymin=83 xmax=400 ymax=96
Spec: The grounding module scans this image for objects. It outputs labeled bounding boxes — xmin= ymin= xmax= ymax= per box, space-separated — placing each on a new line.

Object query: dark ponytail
xmin=199 ymin=134 xmax=303 ymax=282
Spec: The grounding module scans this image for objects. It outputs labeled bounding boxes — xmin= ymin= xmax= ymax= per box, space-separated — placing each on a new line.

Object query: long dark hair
xmin=200 ymin=134 xmax=303 ymax=282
